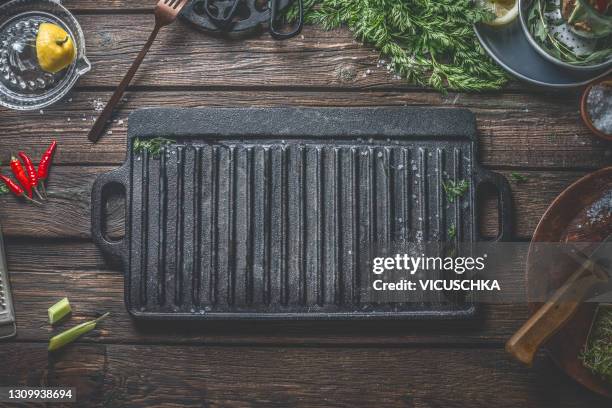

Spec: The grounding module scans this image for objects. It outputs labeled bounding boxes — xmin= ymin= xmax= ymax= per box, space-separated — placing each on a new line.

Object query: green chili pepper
xmin=48 ymin=313 xmax=109 ymax=352
xmin=48 ymin=297 xmax=72 ymax=325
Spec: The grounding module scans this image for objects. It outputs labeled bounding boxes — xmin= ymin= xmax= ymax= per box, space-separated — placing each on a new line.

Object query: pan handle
xmin=476 ymin=170 xmax=514 ymax=242
xmin=91 ymin=166 xmax=129 ymax=268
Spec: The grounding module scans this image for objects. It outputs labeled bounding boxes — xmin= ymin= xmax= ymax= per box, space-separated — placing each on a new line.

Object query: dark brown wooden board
xmin=4 ymin=258 xmax=523 ymax=345
xmin=0 ymin=1 xmax=611 ymax=405
xmin=2 ymin=90 xmax=608 ymax=168
xmin=1 ymin=343 xmax=610 ymax=408
xmin=0 ymin=167 xmax=590 ymax=239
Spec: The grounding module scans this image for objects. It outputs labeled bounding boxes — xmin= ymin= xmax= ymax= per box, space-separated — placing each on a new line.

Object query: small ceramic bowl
xmin=519 ymin=0 xmax=612 ymax=73
xmin=581 ymin=77 xmax=612 ymax=141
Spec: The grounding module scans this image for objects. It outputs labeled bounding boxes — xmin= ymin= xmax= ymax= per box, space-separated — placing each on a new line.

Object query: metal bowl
xmin=0 ymin=0 xmax=91 ymax=110
xmin=474 ymin=20 xmax=612 ymax=88
xmin=519 ymin=0 xmax=612 ymax=73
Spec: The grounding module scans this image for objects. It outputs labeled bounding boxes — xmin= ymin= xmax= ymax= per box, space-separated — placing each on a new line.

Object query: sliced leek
xmin=48 ymin=297 xmax=72 ymax=325
xmin=48 ymin=313 xmax=109 ymax=352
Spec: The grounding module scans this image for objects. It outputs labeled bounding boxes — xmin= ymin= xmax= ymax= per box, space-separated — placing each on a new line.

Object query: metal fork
xmin=88 ymin=0 xmax=189 ymax=143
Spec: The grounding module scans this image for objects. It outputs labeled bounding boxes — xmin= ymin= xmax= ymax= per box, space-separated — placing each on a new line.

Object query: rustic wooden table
xmin=1 ymin=1 xmax=611 ymax=407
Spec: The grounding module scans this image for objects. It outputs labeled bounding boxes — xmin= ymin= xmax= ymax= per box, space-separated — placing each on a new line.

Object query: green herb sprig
xmin=581 ymin=308 xmax=612 ymax=383
xmin=443 ymin=179 xmax=469 ymax=202
xmin=448 ymin=224 xmax=457 ymax=240
xmin=287 ymin=0 xmax=508 ymax=91
xmin=510 ymin=172 xmax=528 ymax=183
xmin=133 ymin=137 xmax=175 ymax=158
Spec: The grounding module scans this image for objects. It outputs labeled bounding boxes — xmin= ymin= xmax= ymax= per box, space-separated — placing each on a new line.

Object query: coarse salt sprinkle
xmin=586 ymin=82 xmax=612 ymax=136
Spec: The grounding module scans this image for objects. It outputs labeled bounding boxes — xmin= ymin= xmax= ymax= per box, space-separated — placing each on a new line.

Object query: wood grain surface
xmin=0 ymin=1 xmax=610 ymax=406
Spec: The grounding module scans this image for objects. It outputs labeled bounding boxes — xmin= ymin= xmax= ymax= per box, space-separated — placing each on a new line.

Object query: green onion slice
xmin=48 ymin=313 xmax=109 ymax=352
xmin=48 ymin=297 xmax=72 ymax=325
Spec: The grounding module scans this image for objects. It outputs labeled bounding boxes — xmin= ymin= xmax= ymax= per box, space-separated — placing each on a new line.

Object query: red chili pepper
xmin=9 ymin=156 xmax=32 ymax=198
xmin=0 ymin=174 xmax=24 ymax=196
xmin=0 ymin=174 xmax=42 ymax=205
xmin=38 ymin=140 xmax=57 ymax=181
xmin=18 ymin=152 xmax=38 ymax=188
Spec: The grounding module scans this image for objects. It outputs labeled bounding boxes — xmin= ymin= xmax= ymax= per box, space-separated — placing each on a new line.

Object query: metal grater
xmin=0 ymin=224 xmax=16 ymax=339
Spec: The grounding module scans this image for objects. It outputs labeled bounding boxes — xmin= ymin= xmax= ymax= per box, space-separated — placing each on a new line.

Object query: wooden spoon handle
xmin=88 ymin=24 xmax=161 ymax=143
xmin=506 ymin=260 xmax=607 ymax=366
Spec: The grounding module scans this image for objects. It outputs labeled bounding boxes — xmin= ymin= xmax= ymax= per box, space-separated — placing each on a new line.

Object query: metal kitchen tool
xmin=181 ymin=0 xmax=303 ymax=39
xmin=474 ymin=19 xmax=612 ymax=88
xmin=507 ymin=234 xmax=612 ymax=366
xmin=88 ymin=0 xmax=189 ymax=143
xmin=519 ymin=0 xmax=612 ymax=73
xmin=92 ymin=107 xmax=513 ymax=320
xmin=0 ymin=224 xmax=16 ymax=340
xmin=0 ymin=0 xmax=91 ymax=111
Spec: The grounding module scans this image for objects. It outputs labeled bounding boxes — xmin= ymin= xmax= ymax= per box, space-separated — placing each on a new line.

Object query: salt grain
xmin=587 ymin=84 xmax=612 ymax=135
xmin=92 ymin=98 xmax=105 ymax=112
xmin=586 ymin=190 xmax=611 ymax=225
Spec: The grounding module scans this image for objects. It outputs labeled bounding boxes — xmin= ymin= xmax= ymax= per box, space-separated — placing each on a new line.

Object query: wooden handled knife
xmin=506 ymin=234 xmax=612 ymax=366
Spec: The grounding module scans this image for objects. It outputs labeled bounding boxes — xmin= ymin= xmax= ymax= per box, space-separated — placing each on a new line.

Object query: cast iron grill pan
xmin=92 ymin=107 xmax=512 ymax=320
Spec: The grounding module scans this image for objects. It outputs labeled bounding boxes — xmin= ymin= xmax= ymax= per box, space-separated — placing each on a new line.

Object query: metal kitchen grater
xmin=0 ymin=224 xmax=16 ymax=340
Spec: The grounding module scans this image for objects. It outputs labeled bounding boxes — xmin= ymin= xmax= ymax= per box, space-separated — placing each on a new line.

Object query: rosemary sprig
xmin=133 ymin=137 xmax=175 ymax=158
xmin=442 ymin=179 xmax=470 ymax=202
xmin=288 ymin=0 xmax=508 ymax=91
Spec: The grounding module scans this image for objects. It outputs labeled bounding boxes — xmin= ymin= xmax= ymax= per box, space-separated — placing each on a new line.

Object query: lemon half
xmin=481 ymin=0 xmax=519 ymax=26
xmin=36 ymin=23 xmax=76 ymax=74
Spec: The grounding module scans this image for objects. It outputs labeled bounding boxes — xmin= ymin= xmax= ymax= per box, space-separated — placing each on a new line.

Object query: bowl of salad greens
xmin=519 ymin=0 xmax=612 ymax=71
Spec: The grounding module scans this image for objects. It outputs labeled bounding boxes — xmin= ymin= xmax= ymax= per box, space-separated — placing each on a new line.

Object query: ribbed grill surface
xmin=127 ymin=139 xmax=475 ymax=316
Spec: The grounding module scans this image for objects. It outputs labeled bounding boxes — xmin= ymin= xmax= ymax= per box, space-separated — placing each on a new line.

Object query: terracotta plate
xmin=527 ymin=167 xmax=612 ymax=397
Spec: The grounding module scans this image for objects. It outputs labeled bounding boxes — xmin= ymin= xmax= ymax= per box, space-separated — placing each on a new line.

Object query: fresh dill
xmin=580 ymin=307 xmax=612 ymax=383
xmin=442 ymin=179 xmax=469 ymax=202
xmin=287 ymin=0 xmax=508 ymax=91
xmin=133 ymin=137 xmax=175 ymax=158
xmin=510 ymin=172 xmax=528 ymax=183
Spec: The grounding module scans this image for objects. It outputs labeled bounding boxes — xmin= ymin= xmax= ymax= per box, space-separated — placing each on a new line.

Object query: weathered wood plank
xmin=1 ymin=91 xmax=608 ymax=169
xmin=1 ymin=343 xmax=609 ymax=407
xmin=75 ymin=19 xmax=400 ymax=89
xmin=65 ymin=0 xmax=155 ymax=10
xmin=44 ymin=9 xmax=549 ymax=93
xmin=0 ymin=167 xmax=588 ymax=239
xmin=0 ymin=167 xmax=124 ymax=239
xmin=6 ymin=264 xmax=525 ymax=345
xmin=45 ymin=14 xmax=595 ymax=97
